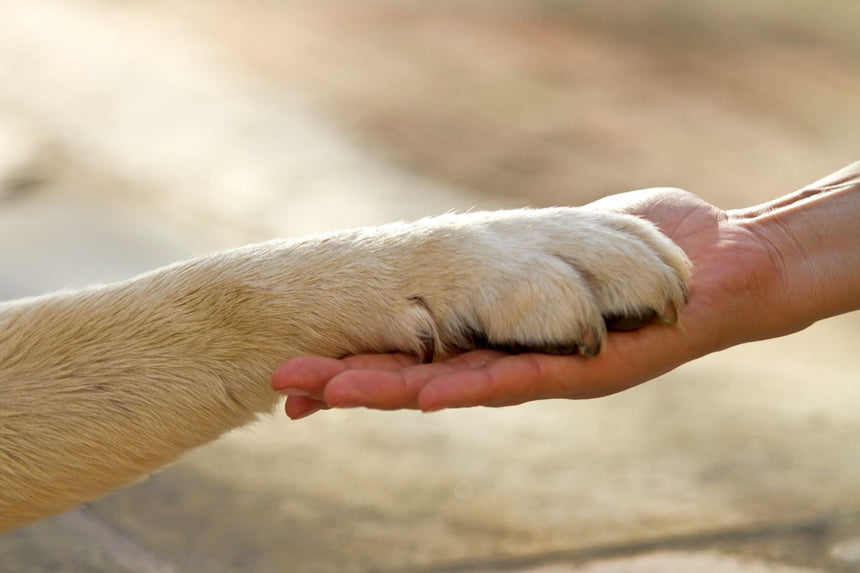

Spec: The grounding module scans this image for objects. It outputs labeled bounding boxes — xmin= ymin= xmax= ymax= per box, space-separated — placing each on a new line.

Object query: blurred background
xmin=0 ymin=1 xmax=858 ymax=572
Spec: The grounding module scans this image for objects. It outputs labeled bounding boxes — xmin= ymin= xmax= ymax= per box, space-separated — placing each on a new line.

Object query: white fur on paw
xmin=404 ymin=207 xmax=692 ymax=358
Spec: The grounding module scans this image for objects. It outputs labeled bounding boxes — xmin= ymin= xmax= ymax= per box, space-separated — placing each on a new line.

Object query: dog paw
xmin=404 ymin=207 xmax=692 ymax=358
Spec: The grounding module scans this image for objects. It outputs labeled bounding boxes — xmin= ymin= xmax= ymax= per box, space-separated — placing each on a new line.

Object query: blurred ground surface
xmin=1 ymin=1 xmax=858 ymax=572
xmin=164 ymin=0 xmax=860 ymax=208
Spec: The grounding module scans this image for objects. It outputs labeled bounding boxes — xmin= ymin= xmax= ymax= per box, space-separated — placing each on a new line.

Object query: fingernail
xmin=420 ymin=400 xmax=446 ymax=413
xmin=290 ymin=404 xmax=323 ymax=420
xmin=279 ymin=387 xmax=309 ymax=397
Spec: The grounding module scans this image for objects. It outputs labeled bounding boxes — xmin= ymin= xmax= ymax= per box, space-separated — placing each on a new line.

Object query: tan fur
xmin=0 ymin=207 xmax=691 ymax=532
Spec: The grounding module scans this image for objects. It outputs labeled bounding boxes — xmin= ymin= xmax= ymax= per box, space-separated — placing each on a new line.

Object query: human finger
xmin=271 ymin=353 xmax=419 ymax=400
xmin=322 ymin=350 xmax=509 ymax=409
xmin=271 ymin=356 xmax=349 ymax=400
xmin=416 ymin=353 xmax=574 ymax=411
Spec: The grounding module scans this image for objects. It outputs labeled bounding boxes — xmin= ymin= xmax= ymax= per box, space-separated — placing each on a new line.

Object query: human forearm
xmin=735 ymin=161 xmax=860 ymax=337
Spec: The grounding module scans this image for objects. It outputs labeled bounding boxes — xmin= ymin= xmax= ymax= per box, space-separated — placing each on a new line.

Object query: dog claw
xmin=417 ymin=329 xmax=436 ymax=363
xmin=603 ymin=309 xmax=657 ymax=332
xmin=660 ymin=300 xmax=679 ymax=325
xmin=577 ymin=327 xmax=602 ymax=357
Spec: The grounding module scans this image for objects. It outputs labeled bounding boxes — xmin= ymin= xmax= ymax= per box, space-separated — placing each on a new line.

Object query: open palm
xmin=272 ymin=187 xmax=782 ymax=418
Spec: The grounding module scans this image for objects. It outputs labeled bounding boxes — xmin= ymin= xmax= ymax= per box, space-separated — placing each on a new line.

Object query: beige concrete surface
xmin=0 ymin=1 xmax=498 ymax=242
xmin=1 ymin=1 xmax=858 ymax=572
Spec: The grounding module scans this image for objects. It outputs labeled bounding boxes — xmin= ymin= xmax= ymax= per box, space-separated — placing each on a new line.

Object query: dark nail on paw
xmin=603 ymin=309 xmax=657 ymax=332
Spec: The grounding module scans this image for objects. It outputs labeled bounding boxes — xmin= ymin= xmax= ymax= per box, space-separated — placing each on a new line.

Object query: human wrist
xmin=740 ymin=163 xmax=860 ymax=335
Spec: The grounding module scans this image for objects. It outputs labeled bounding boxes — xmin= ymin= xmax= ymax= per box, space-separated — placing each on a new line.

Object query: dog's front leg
xmin=0 ymin=233 xmax=423 ymax=532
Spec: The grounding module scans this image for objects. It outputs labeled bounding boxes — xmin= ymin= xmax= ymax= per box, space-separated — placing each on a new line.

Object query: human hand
xmin=271 ymin=187 xmax=791 ymax=418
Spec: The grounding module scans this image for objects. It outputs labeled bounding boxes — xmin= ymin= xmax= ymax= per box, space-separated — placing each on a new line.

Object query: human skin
xmin=272 ymin=161 xmax=860 ymax=418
